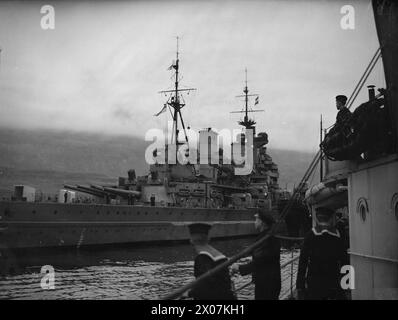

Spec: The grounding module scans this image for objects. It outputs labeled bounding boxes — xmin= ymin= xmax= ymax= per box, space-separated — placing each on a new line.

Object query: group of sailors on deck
xmin=185 ymin=205 xmax=349 ymax=301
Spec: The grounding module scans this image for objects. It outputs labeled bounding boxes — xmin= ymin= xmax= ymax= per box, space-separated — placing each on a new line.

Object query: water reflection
xmin=0 ymin=238 xmax=297 ymax=300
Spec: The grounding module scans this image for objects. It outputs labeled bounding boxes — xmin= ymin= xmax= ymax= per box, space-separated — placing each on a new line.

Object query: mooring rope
xmin=234 ymin=254 xmax=300 ymax=294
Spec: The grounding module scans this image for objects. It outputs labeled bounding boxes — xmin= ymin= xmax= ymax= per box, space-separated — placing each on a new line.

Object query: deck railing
xmin=234 ymin=251 xmax=300 ymax=300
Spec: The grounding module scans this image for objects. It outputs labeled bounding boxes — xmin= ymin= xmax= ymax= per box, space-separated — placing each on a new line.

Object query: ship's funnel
xmin=367 ymin=85 xmax=376 ymax=100
xmin=128 ymin=169 xmax=136 ymax=181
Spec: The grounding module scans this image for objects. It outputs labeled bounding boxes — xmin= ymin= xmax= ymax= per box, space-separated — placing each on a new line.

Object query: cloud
xmin=0 ymin=0 xmax=381 ymax=151
xmin=112 ymin=106 xmax=134 ymax=123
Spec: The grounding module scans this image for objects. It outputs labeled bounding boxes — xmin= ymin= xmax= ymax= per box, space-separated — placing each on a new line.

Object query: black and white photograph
xmin=0 ymin=0 xmax=397 ymax=305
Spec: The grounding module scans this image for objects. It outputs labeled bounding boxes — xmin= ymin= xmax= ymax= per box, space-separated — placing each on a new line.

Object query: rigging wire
xmin=347 ymin=50 xmax=382 ymax=111
xmin=325 ymin=47 xmax=381 ymax=130
xmin=345 ymin=47 xmax=381 ymax=109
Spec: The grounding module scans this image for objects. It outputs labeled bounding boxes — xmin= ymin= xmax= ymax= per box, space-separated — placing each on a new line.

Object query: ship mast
xmin=159 ymin=37 xmax=196 ymax=163
xmin=230 ymin=68 xmax=264 ymax=134
xmin=244 ymin=68 xmax=249 ymax=124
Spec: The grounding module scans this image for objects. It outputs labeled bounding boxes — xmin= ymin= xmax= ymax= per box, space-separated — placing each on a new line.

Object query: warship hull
xmin=0 ymin=202 xmax=257 ymax=249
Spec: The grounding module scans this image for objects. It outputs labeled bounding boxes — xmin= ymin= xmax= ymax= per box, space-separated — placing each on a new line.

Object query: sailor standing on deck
xmin=187 ymin=223 xmax=236 ymax=300
xmin=335 ymin=95 xmax=351 ymax=125
xmin=231 ymin=211 xmax=281 ymax=300
xmin=296 ymin=207 xmax=349 ymax=300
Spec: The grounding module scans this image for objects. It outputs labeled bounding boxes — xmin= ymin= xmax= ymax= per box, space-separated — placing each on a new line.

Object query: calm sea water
xmin=0 ymin=238 xmax=298 ymax=300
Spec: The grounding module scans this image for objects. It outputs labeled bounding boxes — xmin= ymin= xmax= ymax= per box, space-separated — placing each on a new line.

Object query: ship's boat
xmin=0 ymin=43 xmax=283 ymax=250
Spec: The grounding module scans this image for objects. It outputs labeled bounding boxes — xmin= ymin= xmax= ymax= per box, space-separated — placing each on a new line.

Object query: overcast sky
xmin=0 ymin=0 xmax=384 ymax=151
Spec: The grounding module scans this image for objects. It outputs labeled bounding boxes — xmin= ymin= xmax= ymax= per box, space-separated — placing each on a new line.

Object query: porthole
xmin=97 ymin=211 xmax=100 ymax=215
xmin=395 ymin=202 xmax=398 ymax=221
xmin=360 ymin=205 xmax=366 ymax=221
xmin=32 ymin=210 xmax=36 ymax=214
xmin=356 ymin=197 xmax=369 ymax=222
xmin=54 ymin=211 xmax=57 ymax=215
xmin=391 ymin=193 xmax=398 ymax=221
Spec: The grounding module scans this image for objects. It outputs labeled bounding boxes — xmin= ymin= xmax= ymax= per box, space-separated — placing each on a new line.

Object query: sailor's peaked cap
xmin=335 ymin=95 xmax=348 ymax=103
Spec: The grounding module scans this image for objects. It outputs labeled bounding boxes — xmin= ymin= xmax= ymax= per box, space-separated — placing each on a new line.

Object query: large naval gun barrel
xmin=76 ymin=185 xmax=111 ymax=197
xmin=64 ymin=184 xmax=105 ymax=198
xmin=91 ymin=185 xmax=141 ymax=198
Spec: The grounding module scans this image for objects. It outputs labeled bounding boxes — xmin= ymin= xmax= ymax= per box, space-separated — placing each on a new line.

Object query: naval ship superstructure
xmin=305 ymin=0 xmax=398 ymax=300
xmin=0 ymin=41 xmax=282 ymax=250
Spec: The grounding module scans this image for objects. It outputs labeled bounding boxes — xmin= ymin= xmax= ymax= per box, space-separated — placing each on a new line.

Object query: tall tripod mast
xmin=158 ymin=37 xmax=196 ymax=162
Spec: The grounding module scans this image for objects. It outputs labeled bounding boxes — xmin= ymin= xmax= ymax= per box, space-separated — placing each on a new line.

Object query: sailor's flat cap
xmin=188 ymin=223 xmax=212 ymax=235
xmin=255 ymin=210 xmax=275 ymax=225
xmin=315 ymin=207 xmax=334 ymax=217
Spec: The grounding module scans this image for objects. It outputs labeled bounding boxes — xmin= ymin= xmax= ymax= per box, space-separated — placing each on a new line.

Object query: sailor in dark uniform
xmin=232 ymin=211 xmax=281 ymax=300
xmin=296 ymin=207 xmax=349 ymax=300
xmin=187 ymin=223 xmax=236 ymax=300
xmin=335 ymin=95 xmax=351 ymax=125
xmin=322 ymin=95 xmax=353 ymax=157
xmin=284 ymin=189 xmax=311 ymax=240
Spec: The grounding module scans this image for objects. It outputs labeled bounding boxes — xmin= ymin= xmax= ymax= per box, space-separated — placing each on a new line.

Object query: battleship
xmin=0 ymin=41 xmax=283 ymax=250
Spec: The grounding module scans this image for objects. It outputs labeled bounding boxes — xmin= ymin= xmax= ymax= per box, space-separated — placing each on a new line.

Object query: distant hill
xmin=267 ymin=148 xmax=319 ymax=190
xmin=0 ymin=128 xmax=317 ymax=194
xmin=0 ymin=128 xmax=149 ymax=176
xmin=0 ymin=167 xmax=117 ymax=196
